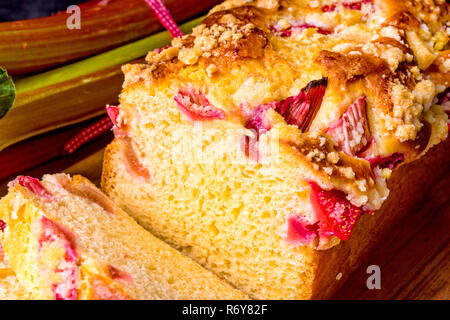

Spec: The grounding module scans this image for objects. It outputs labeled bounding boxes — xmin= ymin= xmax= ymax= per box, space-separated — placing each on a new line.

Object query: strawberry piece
xmin=10 ymin=176 xmax=53 ymax=199
xmin=309 ymin=181 xmax=364 ymax=241
xmin=368 ymin=152 xmax=406 ymax=170
xmin=0 ymin=219 xmax=5 ymax=232
xmin=325 ymin=96 xmax=371 ymax=156
xmin=39 ymin=217 xmax=78 ymax=300
xmin=274 ymin=77 xmax=328 ymax=131
xmin=286 ymin=215 xmax=319 ymax=245
xmin=174 ymin=88 xmax=226 ymax=122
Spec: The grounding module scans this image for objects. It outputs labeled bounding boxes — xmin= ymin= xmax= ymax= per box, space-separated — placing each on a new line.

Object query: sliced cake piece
xmin=102 ymin=0 xmax=449 ymax=299
xmin=0 ymin=174 xmax=248 ymax=300
xmin=0 ymin=243 xmax=32 ymax=300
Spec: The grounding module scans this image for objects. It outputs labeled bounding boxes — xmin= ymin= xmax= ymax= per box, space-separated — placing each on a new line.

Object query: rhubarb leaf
xmin=0 ymin=67 xmax=15 ymax=119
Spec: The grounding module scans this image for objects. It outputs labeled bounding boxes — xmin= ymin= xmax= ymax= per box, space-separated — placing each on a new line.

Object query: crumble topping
xmin=384 ymin=77 xmax=437 ymax=142
xmin=379 ymin=26 xmax=403 ymax=42
xmin=206 ymin=64 xmax=218 ymax=77
xmin=356 ymin=179 xmax=367 ymax=192
xmin=326 ymin=151 xmax=340 ymax=164
xmin=362 ymin=41 xmax=413 ymax=72
xmin=175 ymin=17 xmax=258 ymax=65
xmin=337 ymin=166 xmax=355 ymax=180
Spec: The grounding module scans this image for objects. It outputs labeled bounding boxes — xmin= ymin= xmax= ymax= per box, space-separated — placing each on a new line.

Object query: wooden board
xmin=0 ymin=140 xmax=448 ymax=300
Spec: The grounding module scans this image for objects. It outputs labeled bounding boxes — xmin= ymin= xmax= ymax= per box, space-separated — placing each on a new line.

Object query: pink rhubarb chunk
xmin=39 ymin=217 xmax=78 ymax=300
xmin=90 ymin=278 xmax=129 ymax=300
xmin=243 ymin=78 xmax=328 ymax=132
xmin=0 ymin=243 xmax=4 ymax=263
xmin=107 ymin=265 xmax=133 ymax=283
xmin=322 ymin=0 xmax=373 ymax=12
xmin=240 ymin=78 xmax=328 ymax=161
xmin=309 ymin=181 xmax=365 ymax=241
xmin=119 ymin=137 xmax=151 ymax=181
xmin=286 ymin=215 xmax=319 ymax=245
xmin=273 ymin=78 xmax=328 ymax=131
xmin=10 ymin=176 xmax=53 ymax=199
xmin=368 ymin=152 xmax=406 ymax=170
xmin=242 ymin=104 xmax=273 ymax=132
xmin=270 ymin=23 xmax=332 ymax=37
xmin=240 ymin=104 xmax=273 ymax=162
xmin=0 ymin=219 xmax=5 ymax=232
xmin=325 ymin=96 xmax=371 ymax=156
xmin=174 ymin=88 xmax=226 ymax=122
xmin=106 ymin=105 xmax=120 ymax=128
xmin=55 ymin=175 xmax=118 ymax=215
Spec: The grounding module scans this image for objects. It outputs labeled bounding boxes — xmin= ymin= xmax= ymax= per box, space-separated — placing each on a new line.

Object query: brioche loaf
xmin=0 ymin=174 xmax=248 ymax=300
xmin=100 ymin=0 xmax=449 ymax=299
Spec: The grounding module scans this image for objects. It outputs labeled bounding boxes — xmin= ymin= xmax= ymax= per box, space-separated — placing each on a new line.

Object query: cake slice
xmin=102 ymin=0 xmax=449 ymax=299
xmin=0 ymin=174 xmax=248 ymax=300
xmin=0 ymin=243 xmax=32 ymax=300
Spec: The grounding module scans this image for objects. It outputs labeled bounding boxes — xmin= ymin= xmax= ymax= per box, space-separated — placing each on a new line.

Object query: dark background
xmin=0 ymin=0 xmax=86 ymax=22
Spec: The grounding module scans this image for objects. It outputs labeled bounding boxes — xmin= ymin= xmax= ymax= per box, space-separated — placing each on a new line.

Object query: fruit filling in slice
xmin=55 ymin=175 xmax=118 ymax=215
xmin=308 ymin=181 xmax=367 ymax=241
xmin=242 ymin=104 xmax=273 ymax=132
xmin=286 ymin=182 xmax=369 ymax=246
xmin=38 ymin=216 xmax=79 ymax=300
xmin=106 ymin=105 xmax=120 ymax=128
xmin=322 ymin=0 xmax=373 ymax=12
xmin=368 ymin=152 xmax=406 ymax=170
xmin=118 ymin=137 xmax=151 ymax=181
xmin=89 ymin=277 xmax=130 ymax=300
xmin=9 ymin=176 xmax=53 ymax=199
xmin=174 ymin=88 xmax=226 ymax=122
xmin=325 ymin=96 xmax=371 ymax=156
xmin=286 ymin=215 xmax=319 ymax=245
xmin=270 ymin=23 xmax=332 ymax=36
xmin=273 ymin=78 xmax=328 ymax=131
xmin=240 ymin=78 xmax=327 ymax=160
xmin=107 ymin=265 xmax=133 ymax=283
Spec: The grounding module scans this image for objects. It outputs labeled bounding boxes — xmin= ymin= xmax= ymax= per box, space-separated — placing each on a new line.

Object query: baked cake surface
xmin=102 ymin=0 xmax=449 ymax=299
xmin=0 ymin=174 xmax=248 ymax=300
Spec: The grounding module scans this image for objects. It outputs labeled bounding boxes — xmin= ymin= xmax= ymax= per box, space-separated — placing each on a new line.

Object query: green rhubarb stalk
xmin=15 ymin=17 xmax=204 ymax=95
xmin=0 ymin=16 xmax=205 ymax=152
